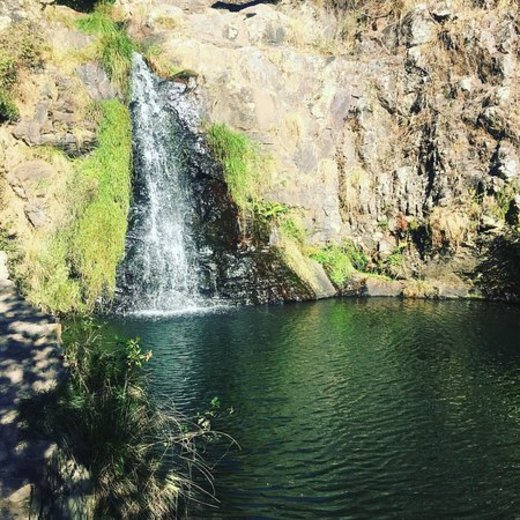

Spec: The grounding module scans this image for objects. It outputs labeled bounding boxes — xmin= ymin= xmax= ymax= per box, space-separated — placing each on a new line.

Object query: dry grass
xmin=429 ymin=207 xmax=470 ymax=251
xmin=402 ymin=278 xmax=437 ymax=298
xmin=340 ymin=166 xmax=372 ymax=215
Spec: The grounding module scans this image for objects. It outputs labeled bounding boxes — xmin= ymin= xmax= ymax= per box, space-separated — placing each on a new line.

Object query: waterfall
xmin=116 ymin=54 xmax=205 ymax=314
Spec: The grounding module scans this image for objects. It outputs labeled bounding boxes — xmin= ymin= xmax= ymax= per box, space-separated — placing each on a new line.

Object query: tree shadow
xmin=0 ymin=283 xmax=62 ymax=511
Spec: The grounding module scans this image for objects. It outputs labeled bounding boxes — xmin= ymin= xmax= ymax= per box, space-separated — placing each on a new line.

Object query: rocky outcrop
xmin=116 ymin=0 xmax=520 ymax=300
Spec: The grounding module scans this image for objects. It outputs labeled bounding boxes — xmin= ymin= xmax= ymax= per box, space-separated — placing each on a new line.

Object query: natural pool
xmin=110 ymin=298 xmax=520 ymax=519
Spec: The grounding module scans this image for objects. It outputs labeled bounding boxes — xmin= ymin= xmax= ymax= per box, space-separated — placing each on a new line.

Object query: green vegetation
xmin=309 ymin=241 xmax=368 ymax=286
xmin=0 ymin=22 xmax=43 ymax=122
xmin=280 ymin=217 xmax=307 ymax=244
xmin=71 ymin=100 xmax=132 ymax=306
xmin=207 ymin=123 xmax=271 ymax=211
xmin=77 ymin=6 xmax=135 ymax=95
xmin=251 ymin=200 xmax=290 ymax=225
xmin=21 ymin=320 xmax=212 ymax=519
xmin=26 ymin=100 xmax=132 ymax=313
xmin=493 ymin=181 xmax=519 ymax=225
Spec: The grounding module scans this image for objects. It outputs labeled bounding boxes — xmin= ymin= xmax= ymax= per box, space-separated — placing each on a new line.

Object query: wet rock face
xmin=163 ymin=82 xmax=313 ymax=304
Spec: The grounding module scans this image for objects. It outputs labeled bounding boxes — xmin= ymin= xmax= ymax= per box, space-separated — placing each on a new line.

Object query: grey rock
xmin=437 ymin=283 xmax=470 ymax=299
xmin=0 ymin=15 xmax=12 ymax=32
xmin=365 ymin=278 xmax=405 ymax=297
xmin=493 ymin=141 xmax=519 ymax=180
xmin=401 ymin=5 xmax=436 ymax=47
xmin=307 ymin=259 xmax=337 ymax=299
xmin=76 ymin=62 xmax=117 ymax=100
xmin=430 ymin=1 xmax=453 ymax=22
xmin=24 ymin=203 xmax=48 ymax=228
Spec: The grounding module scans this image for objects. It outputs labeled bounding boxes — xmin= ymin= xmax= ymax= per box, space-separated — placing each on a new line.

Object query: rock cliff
xmin=117 ymin=0 xmax=520 ymax=300
xmin=1 ymin=0 xmax=519 ymax=305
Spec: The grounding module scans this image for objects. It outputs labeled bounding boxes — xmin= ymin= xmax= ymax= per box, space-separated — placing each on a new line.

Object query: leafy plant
xmin=252 ymin=200 xmax=290 ymax=224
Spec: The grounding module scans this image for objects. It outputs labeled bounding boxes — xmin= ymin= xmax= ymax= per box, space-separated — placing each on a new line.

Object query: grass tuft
xmin=207 ymin=123 xmax=270 ymax=211
xmin=309 ymin=241 xmax=368 ymax=286
xmin=77 ymin=6 xmax=135 ymax=95
xmin=24 ymin=100 xmax=132 ymax=313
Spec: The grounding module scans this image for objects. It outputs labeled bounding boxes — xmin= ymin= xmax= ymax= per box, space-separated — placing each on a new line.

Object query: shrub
xmin=20 ymin=320 xmax=216 ymax=519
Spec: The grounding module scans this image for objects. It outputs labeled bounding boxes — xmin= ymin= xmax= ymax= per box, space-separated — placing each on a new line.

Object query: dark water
xmin=110 ymin=299 xmax=520 ymax=519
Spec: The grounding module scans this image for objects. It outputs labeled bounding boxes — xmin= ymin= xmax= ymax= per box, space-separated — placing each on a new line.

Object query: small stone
xmin=430 ymin=1 xmax=452 ymax=22
xmin=24 ymin=203 xmax=48 ymax=228
xmin=459 ymin=77 xmax=473 ymax=93
xmin=480 ymin=214 xmax=503 ymax=231
xmin=0 ymin=15 xmax=12 ymax=32
xmin=401 ymin=5 xmax=436 ymax=48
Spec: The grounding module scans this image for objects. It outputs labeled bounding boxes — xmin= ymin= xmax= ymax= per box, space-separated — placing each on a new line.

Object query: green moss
xmin=207 ymin=123 xmax=270 ymax=210
xmin=309 ymin=241 xmax=368 ymax=285
xmin=70 ymin=100 xmax=132 ymax=307
xmin=27 ymin=100 xmax=132 ymax=313
xmin=77 ymin=7 xmax=135 ymax=94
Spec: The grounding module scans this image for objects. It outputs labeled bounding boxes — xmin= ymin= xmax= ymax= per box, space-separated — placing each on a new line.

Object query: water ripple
xmin=109 ymin=298 xmax=520 ymax=519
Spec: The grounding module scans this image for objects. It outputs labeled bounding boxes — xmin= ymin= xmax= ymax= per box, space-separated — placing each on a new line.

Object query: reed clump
xmin=21 ymin=320 xmax=220 ymax=519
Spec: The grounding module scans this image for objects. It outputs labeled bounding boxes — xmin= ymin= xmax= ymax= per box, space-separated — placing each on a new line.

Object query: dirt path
xmin=0 ymin=253 xmax=63 ymax=518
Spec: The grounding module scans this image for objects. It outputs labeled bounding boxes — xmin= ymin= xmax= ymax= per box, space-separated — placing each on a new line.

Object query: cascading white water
xmin=117 ymin=54 xmax=205 ymax=314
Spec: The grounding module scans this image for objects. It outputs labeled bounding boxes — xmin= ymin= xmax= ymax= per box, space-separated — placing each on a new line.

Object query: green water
xmin=111 ymin=298 xmax=520 ymax=519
